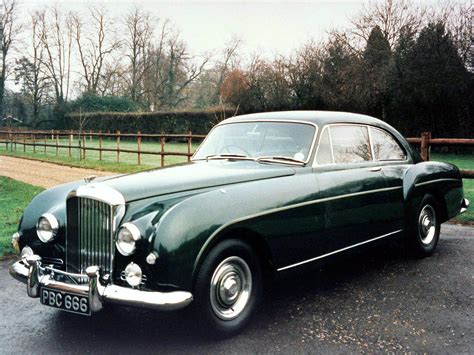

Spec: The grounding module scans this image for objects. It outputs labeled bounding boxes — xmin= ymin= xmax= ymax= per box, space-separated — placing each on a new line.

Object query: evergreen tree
xmin=361 ymin=26 xmax=392 ymax=118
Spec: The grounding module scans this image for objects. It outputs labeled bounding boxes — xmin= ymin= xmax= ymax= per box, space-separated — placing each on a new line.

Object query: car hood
xmin=98 ymin=160 xmax=296 ymax=202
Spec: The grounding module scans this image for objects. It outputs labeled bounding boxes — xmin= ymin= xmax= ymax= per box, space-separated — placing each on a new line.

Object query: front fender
xmin=152 ymin=172 xmax=319 ymax=290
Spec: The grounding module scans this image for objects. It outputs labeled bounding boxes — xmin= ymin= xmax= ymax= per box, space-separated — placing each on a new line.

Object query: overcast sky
xmin=17 ymin=0 xmax=366 ymax=58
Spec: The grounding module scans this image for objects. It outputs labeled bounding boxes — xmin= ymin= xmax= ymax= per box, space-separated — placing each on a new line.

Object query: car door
xmin=369 ymin=126 xmax=411 ymax=232
xmin=312 ymin=124 xmax=391 ymax=254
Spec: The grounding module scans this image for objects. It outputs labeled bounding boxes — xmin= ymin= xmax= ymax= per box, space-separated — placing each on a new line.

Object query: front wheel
xmin=192 ymin=239 xmax=263 ymax=338
xmin=408 ymin=194 xmax=441 ymax=257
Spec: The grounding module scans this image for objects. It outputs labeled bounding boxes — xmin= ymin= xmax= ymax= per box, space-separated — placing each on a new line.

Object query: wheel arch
xmin=192 ymin=227 xmax=274 ymax=290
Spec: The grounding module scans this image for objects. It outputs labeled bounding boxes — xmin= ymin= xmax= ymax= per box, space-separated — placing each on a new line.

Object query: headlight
xmin=124 ymin=262 xmax=142 ymax=287
xmin=36 ymin=213 xmax=59 ymax=243
xmin=116 ymin=223 xmax=141 ymax=256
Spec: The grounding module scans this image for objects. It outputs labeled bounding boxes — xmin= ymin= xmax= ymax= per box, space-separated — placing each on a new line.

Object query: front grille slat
xmin=66 ymin=197 xmax=113 ymax=274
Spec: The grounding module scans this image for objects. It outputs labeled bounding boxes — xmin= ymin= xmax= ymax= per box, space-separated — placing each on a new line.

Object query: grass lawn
xmin=0 ymin=177 xmax=43 ymax=258
xmin=431 ymin=153 xmax=473 ymax=224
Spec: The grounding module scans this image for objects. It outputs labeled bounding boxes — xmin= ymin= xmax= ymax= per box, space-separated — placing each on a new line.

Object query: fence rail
xmin=407 ymin=132 xmax=473 ymax=178
xmin=0 ymin=129 xmax=206 ymax=167
xmin=0 ymin=129 xmax=472 ymax=177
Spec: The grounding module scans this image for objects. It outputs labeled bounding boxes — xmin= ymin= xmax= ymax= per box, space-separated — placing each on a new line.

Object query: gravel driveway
xmin=1 ymin=224 xmax=472 ymax=353
xmin=0 ymin=155 xmax=114 ymax=188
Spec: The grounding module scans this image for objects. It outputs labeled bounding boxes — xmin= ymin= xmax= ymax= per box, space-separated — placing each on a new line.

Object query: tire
xmin=408 ymin=194 xmax=441 ymax=257
xmin=191 ymin=239 xmax=263 ymax=338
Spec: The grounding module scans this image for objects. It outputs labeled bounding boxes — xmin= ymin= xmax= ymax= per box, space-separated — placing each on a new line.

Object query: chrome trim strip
xmin=415 ymin=178 xmax=460 ymax=187
xmin=192 ymin=119 xmax=319 ymax=165
xmin=277 ymin=229 xmax=404 ymax=271
xmin=194 ymin=185 xmax=403 ymax=270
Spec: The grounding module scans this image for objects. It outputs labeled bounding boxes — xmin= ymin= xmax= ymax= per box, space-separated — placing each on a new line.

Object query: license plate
xmin=40 ymin=288 xmax=91 ymax=316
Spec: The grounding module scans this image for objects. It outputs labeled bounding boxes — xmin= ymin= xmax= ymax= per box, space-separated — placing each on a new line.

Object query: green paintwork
xmin=16 ymin=111 xmax=465 ymax=294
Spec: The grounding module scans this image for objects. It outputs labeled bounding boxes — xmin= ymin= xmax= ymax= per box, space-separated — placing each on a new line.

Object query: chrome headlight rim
xmin=116 ymin=222 xmax=141 ymax=256
xmin=36 ymin=213 xmax=59 ymax=243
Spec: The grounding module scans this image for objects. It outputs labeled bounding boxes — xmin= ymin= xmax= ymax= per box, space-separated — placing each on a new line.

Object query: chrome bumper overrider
xmin=9 ymin=255 xmax=193 ymax=312
xmin=460 ymin=198 xmax=470 ymax=214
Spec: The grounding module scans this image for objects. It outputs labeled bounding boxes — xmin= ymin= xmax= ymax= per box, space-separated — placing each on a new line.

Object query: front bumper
xmin=9 ymin=255 xmax=193 ymax=312
xmin=460 ymin=198 xmax=470 ymax=214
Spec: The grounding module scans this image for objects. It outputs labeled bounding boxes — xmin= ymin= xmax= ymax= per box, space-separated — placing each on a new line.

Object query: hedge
xmin=65 ymin=108 xmax=236 ymax=135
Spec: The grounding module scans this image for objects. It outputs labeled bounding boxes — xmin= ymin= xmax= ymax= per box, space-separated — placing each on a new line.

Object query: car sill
xmin=277 ymin=229 xmax=404 ymax=271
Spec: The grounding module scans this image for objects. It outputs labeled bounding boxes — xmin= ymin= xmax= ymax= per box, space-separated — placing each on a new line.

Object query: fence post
xmin=44 ymin=134 xmax=47 ymax=154
xmin=79 ymin=139 xmax=82 ymax=160
xmin=420 ymin=132 xmax=431 ymax=161
xmin=23 ymin=133 xmax=25 ymax=152
xmin=137 ymin=131 xmax=141 ymax=165
xmin=68 ymin=131 xmax=72 ymax=157
xmin=160 ymin=134 xmax=165 ymax=167
xmin=82 ymin=133 xmax=86 ymax=159
xmin=89 ymin=129 xmax=92 ymax=142
xmin=187 ymin=131 xmax=192 ymax=162
xmin=55 ymin=131 xmax=59 ymax=156
xmin=116 ymin=130 xmax=120 ymax=163
xmin=99 ymin=131 xmax=102 ymax=161
xmin=33 ymin=133 xmax=36 ymax=153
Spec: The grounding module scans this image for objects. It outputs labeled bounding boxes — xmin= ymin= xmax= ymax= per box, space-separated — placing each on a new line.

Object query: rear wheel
xmin=409 ymin=194 xmax=440 ymax=257
xmin=192 ymin=239 xmax=263 ymax=338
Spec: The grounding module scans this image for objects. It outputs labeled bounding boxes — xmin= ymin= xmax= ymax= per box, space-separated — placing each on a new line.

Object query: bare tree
xmin=14 ymin=12 xmax=49 ymax=124
xmin=350 ymin=0 xmax=427 ymax=49
xmin=71 ymin=7 xmax=120 ymax=95
xmin=124 ymin=6 xmax=153 ymax=102
xmin=39 ymin=7 xmax=73 ymax=104
xmin=145 ymin=26 xmax=210 ymax=109
xmin=432 ymin=1 xmax=472 ymax=66
xmin=1 ymin=0 xmax=22 ymax=119
xmin=212 ymin=36 xmax=241 ymax=104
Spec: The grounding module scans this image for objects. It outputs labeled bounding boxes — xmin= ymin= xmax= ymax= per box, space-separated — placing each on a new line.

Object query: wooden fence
xmin=0 ymin=129 xmax=206 ymax=167
xmin=0 ymin=129 xmax=472 ymax=177
xmin=406 ymin=132 xmax=473 ymax=179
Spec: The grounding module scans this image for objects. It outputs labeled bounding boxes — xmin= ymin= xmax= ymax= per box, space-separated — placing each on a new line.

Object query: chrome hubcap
xmin=210 ymin=256 xmax=252 ymax=320
xmin=418 ymin=205 xmax=437 ymax=245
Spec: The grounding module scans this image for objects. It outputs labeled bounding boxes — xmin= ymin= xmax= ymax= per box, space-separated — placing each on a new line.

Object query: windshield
xmin=193 ymin=121 xmax=316 ymax=162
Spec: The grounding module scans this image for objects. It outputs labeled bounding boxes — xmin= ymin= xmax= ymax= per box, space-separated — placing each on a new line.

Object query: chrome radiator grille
xmin=66 ymin=197 xmax=113 ymax=274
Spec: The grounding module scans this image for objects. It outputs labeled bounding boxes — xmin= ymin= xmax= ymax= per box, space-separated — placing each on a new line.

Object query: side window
xmin=330 ymin=125 xmax=372 ymax=163
xmin=370 ymin=127 xmax=406 ymax=160
xmin=315 ymin=128 xmax=333 ymax=164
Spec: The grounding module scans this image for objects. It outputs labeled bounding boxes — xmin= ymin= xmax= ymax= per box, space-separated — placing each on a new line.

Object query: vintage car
xmin=9 ymin=111 xmax=469 ymax=336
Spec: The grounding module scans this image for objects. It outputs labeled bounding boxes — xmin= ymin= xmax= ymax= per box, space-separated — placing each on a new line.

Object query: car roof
xmin=221 ymin=110 xmax=386 ymax=128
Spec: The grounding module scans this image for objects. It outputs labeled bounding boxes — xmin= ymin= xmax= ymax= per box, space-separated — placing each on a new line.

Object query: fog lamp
xmin=11 ymin=232 xmax=20 ymax=253
xmin=36 ymin=213 xmax=59 ymax=243
xmin=124 ymin=262 xmax=142 ymax=287
xmin=20 ymin=246 xmax=34 ymax=259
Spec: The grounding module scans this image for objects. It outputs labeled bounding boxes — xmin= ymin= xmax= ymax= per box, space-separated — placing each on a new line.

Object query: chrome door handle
xmin=368 ymin=167 xmax=382 ymax=172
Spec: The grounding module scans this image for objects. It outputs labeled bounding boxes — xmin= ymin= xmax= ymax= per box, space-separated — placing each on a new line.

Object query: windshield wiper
xmin=256 ymin=156 xmax=306 ymax=166
xmin=203 ymin=154 xmax=254 ymax=161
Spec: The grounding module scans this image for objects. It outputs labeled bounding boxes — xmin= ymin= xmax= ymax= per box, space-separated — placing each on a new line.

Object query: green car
xmin=9 ymin=111 xmax=469 ymax=337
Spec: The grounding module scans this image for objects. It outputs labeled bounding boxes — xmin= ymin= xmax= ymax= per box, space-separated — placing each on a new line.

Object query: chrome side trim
xmin=277 ymin=229 xmax=404 ymax=271
xmin=415 ymin=178 xmax=461 ymax=187
xmin=68 ymin=184 xmax=125 ymax=206
xmin=194 ymin=185 xmax=403 ymax=271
